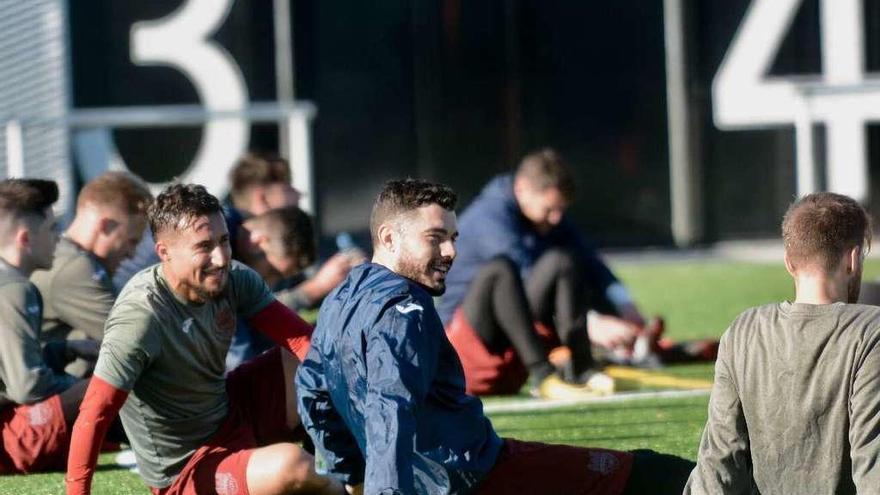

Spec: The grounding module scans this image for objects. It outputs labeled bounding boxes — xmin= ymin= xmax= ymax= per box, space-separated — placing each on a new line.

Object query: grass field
xmin=6 ymin=258 xmax=880 ymax=494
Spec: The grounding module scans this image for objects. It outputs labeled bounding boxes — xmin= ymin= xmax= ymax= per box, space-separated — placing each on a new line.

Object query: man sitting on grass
xmin=686 ymin=192 xmax=880 ymax=493
xmin=227 ymin=152 xmax=359 ymax=306
xmin=32 ymin=171 xmax=152 ymax=377
xmin=297 ymin=178 xmax=694 ymax=494
xmin=65 ymin=184 xmax=341 ymax=495
xmin=438 ymin=149 xmax=660 ymax=398
xmin=227 ymin=205 xmax=360 ymax=371
xmin=0 ymin=179 xmax=105 ymax=474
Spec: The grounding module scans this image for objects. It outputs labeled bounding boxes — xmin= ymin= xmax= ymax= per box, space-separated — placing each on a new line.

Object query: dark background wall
xmin=68 ymin=0 xmax=879 ymax=248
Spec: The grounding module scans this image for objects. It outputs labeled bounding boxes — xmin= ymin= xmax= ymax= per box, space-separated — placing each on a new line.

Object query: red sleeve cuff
xmin=249 ymin=299 xmax=313 ymax=360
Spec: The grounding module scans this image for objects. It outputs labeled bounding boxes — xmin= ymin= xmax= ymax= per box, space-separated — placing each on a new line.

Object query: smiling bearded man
xmin=296 ymin=178 xmax=694 ymax=495
xmin=66 ymin=184 xmax=342 ymax=495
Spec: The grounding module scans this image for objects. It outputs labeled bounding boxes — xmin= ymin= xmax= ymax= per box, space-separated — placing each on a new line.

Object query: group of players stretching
xmin=0 ymin=148 xmax=876 ymax=494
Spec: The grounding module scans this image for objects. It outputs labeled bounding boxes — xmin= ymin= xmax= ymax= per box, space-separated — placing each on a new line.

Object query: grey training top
xmin=31 ymin=237 xmax=115 ymax=343
xmin=685 ymin=302 xmax=880 ymax=495
xmin=0 ymin=259 xmax=76 ymax=407
xmin=94 ymin=261 xmax=274 ymax=488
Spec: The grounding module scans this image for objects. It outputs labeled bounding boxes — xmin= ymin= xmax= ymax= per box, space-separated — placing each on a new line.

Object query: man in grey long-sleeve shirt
xmin=686 ymin=192 xmax=880 ymax=494
xmin=0 ymin=179 xmax=95 ymax=474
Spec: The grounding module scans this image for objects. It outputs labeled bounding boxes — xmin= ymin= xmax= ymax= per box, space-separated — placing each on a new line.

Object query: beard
xmin=193 ymin=267 xmax=230 ymax=301
xmin=195 ymin=284 xmax=226 ymax=301
xmin=396 ymin=252 xmax=452 ymax=296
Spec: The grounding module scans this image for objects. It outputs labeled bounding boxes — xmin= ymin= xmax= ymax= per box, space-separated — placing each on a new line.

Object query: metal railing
xmin=2 ymin=100 xmax=318 ymax=212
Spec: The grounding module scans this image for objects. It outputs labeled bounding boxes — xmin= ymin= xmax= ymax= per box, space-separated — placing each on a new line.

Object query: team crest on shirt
xmin=215 ymin=471 xmax=239 ymax=495
xmin=214 ymin=305 xmax=235 ymax=336
xmin=587 ymin=451 xmax=619 ymax=475
xmin=28 ymin=402 xmax=52 ymax=427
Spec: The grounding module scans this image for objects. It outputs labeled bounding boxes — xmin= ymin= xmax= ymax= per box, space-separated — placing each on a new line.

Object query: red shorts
xmin=151 ymin=348 xmax=304 ymax=495
xmin=478 ymin=439 xmax=633 ymax=495
xmin=0 ymin=394 xmax=68 ymax=474
xmin=445 ymin=309 xmax=559 ymax=395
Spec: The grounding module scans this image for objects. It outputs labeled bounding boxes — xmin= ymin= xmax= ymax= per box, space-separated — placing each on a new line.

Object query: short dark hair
xmin=78 ymin=171 xmax=153 ymax=215
xmin=515 ymin=148 xmax=576 ymax=202
xmin=370 ymin=179 xmax=457 ymax=245
xmin=148 ymin=184 xmax=222 ymax=238
xmin=229 ymin=152 xmax=292 ymax=207
xmin=782 ymin=192 xmax=872 ymax=273
xmin=0 ymin=178 xmax=59 ymax=218
xmin=245 ymin=206 xmax=317 ymax=270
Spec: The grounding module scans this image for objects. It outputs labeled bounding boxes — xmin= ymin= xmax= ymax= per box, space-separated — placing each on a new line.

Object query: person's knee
xmin=482 ymin=256 xmax=520 ymax=282
xmin=537 ymin=248 xmax=579 ymax=272
xmin=249 ymin=444 xmax=322 ymax=493
xmin=272 ymin=446 xmax=309 ymax=487
xmin=274 ymin=445 xmax=327 ymax=492
xmin=485 ymin=255 xmax=518 ymax=272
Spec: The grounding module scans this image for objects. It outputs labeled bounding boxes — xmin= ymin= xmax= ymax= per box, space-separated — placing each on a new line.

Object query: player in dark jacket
xmin=297 ymin=178 xmax=693 ymax=495
xmin=438 ymin=149 xmax=654 ymax=397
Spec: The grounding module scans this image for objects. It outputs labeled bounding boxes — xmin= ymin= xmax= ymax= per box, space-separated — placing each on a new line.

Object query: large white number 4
xmin=714 ymin=0 xmax=876 ymax=201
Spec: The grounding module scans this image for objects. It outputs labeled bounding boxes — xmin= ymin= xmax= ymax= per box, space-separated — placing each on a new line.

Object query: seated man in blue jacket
xmin=438 ymin=148 xmax=654 ymax=397
xmin=296 ymin=178 xmax=693 ymax=495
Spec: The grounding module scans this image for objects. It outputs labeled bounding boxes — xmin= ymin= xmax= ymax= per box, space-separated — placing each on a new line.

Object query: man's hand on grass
xmin=616 ymin=302 xmax=646 ymax=329
xmin=587 ymin=312 xmax=640 ymax=350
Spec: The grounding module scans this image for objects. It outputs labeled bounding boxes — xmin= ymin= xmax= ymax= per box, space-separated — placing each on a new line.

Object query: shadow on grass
xmin=488 ymin=400 xmax=707 ymax=419
xmin=493 ymin=418 xmax=698 ymax=433
xmin=501 ymin=433 xmax=665 ymax=443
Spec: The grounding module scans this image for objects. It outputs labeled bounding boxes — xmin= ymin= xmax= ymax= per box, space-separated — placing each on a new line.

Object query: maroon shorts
xmin=445 ymin=309 xmax=559 ymax=395
xmin=478 ymin=439 xmax=633 ymax=495
xmin=151 ymin=348 xmax=304 ymax=495
xmin=0 ymin=394 xmax=69 ymax=474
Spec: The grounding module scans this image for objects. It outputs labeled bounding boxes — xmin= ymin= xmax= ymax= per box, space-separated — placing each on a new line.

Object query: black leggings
xmin=461 ymin=250 xmax=594 ymax=379
xmin=525 ymin=249 xmax=594 ymax=378
xmin=621 ymin=449 xmax=696 ymax=494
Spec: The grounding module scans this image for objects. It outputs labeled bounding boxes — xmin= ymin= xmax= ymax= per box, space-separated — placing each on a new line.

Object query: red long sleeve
xmin=249 ymin=299 xmax=313 ymax=360
xmin=65 ymin=376 xmax=129 ymax=495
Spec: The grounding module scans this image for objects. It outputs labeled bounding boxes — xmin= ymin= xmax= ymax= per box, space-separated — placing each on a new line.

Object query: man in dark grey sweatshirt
xmin=0 ymin=179 xmax=94 ymax=474
xmin=685 ymin=192 xmax=880 ymax=494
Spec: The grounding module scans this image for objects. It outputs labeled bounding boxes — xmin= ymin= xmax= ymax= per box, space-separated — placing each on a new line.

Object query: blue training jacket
xmin=297 ymin=263 xmax=503 ymax=495
xmin=437 ymin=174 xmax=619 ymax=324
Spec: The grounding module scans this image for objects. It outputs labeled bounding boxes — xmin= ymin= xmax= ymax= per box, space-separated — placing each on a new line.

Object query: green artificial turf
xmin=6 ymin=259 xmax=880 ymax=493
xmin=614 ymin=260 xmax=793 ymax=341
xmin=617 ymin=258 xmax=880 ymax=341
xmin=1 ymin=451 xmax=145 ymax=494
xmin=488 ymin=395 xmax=710 ymax=460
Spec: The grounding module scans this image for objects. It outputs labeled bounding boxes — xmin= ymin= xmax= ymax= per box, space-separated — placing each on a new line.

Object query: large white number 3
xmin=714 ymin=0 xmax=875 ymax=200
xmin=131 ymin=0 xmax=248 ymax=194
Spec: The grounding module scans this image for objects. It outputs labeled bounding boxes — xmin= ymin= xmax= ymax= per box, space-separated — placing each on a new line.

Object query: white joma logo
xmin=395 ymin=303 xmax=423 ymax=315
xmin=182 ymin=318 xmax=194 ymax=334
